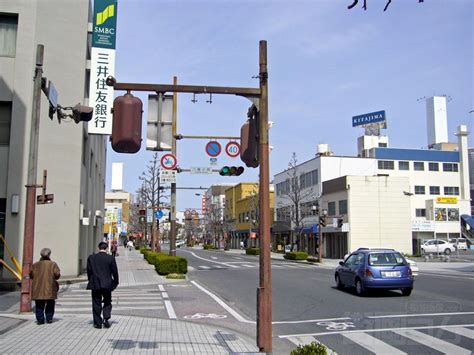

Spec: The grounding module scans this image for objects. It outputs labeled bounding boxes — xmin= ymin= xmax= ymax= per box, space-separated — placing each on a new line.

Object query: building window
xmin=0 ymin=102 xmax=12 ymax=145
xmin=328 ymin=201 xmax=336 ymax=216
xmin=416 ymin=209 xmax=426 ymax=217
xmin=339 ymin=200 xmax=348 ymax=215
xmin=378 ymin=160 xmax=394 ymax=170
xmin=414 ymin=186 xmax=425 ymax=195
xmin=430 ymin=186 xmax=440 ymax=195
xmin=378 ymin=142 xmax=388 ymax=148
xmin=428 ymin=162 xmax=439 ymax=171
xmin=398 ymin=161 xmax=409 ymax=170
xmin=443 ymin=163 xmax=458 ymax=172
xmin=414 ymin=162 xmax=424 ymax=171
xmin=0 ymin=14 xmax=18 ymax=57
xmin=444 ymin=186 xmax=459 ymax=196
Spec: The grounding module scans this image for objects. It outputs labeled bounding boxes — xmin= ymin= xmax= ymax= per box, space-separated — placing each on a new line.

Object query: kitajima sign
xmin=88 ymin=0 xmax=118 ymax=135
xmin=436 ymin=197 xmax=458 ymax=204
xmin=352 ymin=110 xmax=386 ymax=127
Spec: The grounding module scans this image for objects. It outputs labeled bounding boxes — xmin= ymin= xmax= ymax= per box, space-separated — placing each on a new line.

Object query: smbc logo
xmin=96 ymin=4 xmax=115 ymax=26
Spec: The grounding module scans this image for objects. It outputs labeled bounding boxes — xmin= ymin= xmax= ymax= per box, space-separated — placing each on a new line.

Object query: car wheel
xmin=401 ymin=288 xmax=412 ymax=296
xmin=444 ymin=248 xmax=451 ymax=255
xmin=335 ymin=274 xmax=344 ymax=290
xmin=355 ymin=279 xmax=365 ymax=296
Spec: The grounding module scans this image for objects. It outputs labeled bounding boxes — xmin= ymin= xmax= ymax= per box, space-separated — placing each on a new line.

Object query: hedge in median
xmin=203 ymin=244 xmax=216 ymax=250
xmin=246 ymin=247 xmax=260 ymax=255
xmin=284 ymin=251 xmax=308 ymax=260
xmin=142 ymin=251 xmax=188 ymax=275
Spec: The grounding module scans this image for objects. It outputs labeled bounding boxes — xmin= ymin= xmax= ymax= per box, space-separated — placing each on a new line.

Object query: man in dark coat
xmin=87 ymin=241 xmax=119 ymax=329
xmin=30 ymin=248 xmax=61 ymax=324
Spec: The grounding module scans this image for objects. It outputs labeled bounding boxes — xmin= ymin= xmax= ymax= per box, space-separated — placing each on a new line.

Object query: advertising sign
xmin=436 ymin=197 xmax=458 ymax=204
xmin=352 ymin=110 xmax=386 ymax=127
xmin=411 ymin=220 xmax=434 ymax=232
xmin=88 ymin=0 xmax=117 ymax=135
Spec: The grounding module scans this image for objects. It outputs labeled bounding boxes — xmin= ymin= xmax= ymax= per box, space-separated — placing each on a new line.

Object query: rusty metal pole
xmin=20 ymin=44 xmax=44 ymax=312
xmin=169 ymin=76 xmax=178 ymax=256
xmin=257 ymin=40 xmax=272 ymax=352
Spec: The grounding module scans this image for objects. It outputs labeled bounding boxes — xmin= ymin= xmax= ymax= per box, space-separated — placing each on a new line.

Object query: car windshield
xmin=368 ymin=252 xmax=405 ymax=266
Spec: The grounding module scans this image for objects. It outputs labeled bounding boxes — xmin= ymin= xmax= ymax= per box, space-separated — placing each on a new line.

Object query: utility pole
xmin=170 ymin=76 xmax=178 ymax=256
xmin=20 ymin=44 xmax=44 ymax=312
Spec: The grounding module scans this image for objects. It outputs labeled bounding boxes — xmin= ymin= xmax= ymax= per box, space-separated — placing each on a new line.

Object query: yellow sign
xmin=96 ymin=4 xmax=115 ymax=26
xmin=436 ymin=197 xmax=458 ymax=204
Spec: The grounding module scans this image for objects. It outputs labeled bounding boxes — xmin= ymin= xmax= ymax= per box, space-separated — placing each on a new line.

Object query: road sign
xmin=205 ymin=141 xmax=222 ymax=157
xmin=47 ymin=80 xmax=58 ymax=109
xmin=210 ymin=157 xmax=217 ymax=165
xmin=160 ymin=153 xmax=177 ymax=170
xmin=155 ymin=210 xmax=164 ymax=219
xmin=146 ymin=208 xmax=153 ymax=223
xmin=160 ymin=170 xmax=177 ymax=183
xmin=190 ymin=167 xmax=213 ymax=174
xmin=184 ymin=210 xmax=192 ymax=219
xmin=225 ymin=141 xmax=240 ymax=158
xmin=37 ymin=194 xmax=54 ymax=205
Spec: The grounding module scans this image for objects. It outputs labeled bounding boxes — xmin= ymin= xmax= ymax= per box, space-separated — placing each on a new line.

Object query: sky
xmin=106 ymin=0 xmax=473 ymax=212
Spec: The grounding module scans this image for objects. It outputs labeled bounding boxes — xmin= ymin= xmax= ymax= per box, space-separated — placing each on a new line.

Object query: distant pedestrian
xmin=111 ymin=241 xmax=118 ymax=257
xmin=87 ymin=242 xmax=119 ymax=329
xmin=29 ymin=248 xmax=61 ymax=325
xmin=123 ymin=238 xmax=128 ymax=248
xmin=127 ymin=239 xmax=134 ymax=251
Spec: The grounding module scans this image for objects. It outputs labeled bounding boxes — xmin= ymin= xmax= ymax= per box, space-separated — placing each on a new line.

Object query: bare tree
xmin=138 ymin=153 xmax=164 ymax=252
xmin=348 ymin=0 xmax=424 ymax=11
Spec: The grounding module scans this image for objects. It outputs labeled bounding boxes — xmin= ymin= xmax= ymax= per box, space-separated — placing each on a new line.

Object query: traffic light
xmin=240 ymin=104 xmax=259 ymax=168
xmin=337 ymin=218 xmax=344 ymax=228
xmin=219 ymin=166 xmax=244 ymax=176
xmin=111 ymin=92 xmax=143 ymax=153
xmin=319 ymin=216 xmax=326 ymax=227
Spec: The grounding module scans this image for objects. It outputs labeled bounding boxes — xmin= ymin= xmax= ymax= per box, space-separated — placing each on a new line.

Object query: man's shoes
xmin=36 ymin=321 xmax=45 ymax=325
xmin=93 ymin=323 xmax=102 ymax=329
xmin=46 ymin=320 xmax=53 ymax=324
xmin=103 ymin=319 xmax=110 ymax=328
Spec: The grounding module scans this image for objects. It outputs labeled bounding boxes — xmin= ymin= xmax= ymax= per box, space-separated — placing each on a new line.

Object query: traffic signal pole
xmin=106 ymin=40 xmax=271 ymax=352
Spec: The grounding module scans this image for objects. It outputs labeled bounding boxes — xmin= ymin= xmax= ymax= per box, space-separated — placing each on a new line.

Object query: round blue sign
xmin=205 ymin=141 xmax=222 ymax=157
xmin=155 ymin=210 xmax=164 ymax=219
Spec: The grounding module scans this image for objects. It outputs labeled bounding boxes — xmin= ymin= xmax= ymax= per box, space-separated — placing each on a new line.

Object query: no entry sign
xmin=160 ymin=153 xmax=177 ymax=170
xmin=205 ymin=141 xmax=222 ymax=157
xmin=225 ymin=142 xmax=241 ymax=158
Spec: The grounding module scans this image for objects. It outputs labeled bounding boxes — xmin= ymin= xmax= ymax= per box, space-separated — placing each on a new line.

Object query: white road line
xmin=418 ymin=272 xmax=474 ymax=281
xmin=233 ymin=257 xmax=243 ymax=260
xmin=241 ymin=264 xmax=256 ymax=268
xmin=188 ymin=266 xmax=196 ymax=271
xmin=190 ymin=280 xmax=254 ymax=324
xmin=273 ymin=317 xmax=352 ymax=325
xmin=392 ymin=329 xmax=471 ymax=355
xmin=164 ymin=300 xmax=177 ymax=319
xmin=186 ymin=251 xmax=239 ymax=268
xmin=211 ymin=257 xmax=218 ymax=260
xmin=56 ymin=306 xmax=165 ymax=311
xmin=198 ymin=265 xmax=211 ymax=270
xmin=367 ymin=311 xmax=474 ymax=319
xmin=443 ymin=326 xmax=474 ymax=339
xmin=343 ymin=332 xmax=407 ymax=355
xmin=278 ymin=323 xmax=474 ymax=338
xmin=58 ymin=301 xmax=162 ymax=306
xmin=158 ymin=285 xmax=165 ymax=292
xmin=287 ymin=336 xmax=317 ymax=346
xmin=162 ymin=292 xmax=169 ymax=299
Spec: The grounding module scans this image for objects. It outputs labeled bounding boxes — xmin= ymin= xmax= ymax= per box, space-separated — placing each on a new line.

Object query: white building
xmin=0 ymin=0 xmax=106 ymax=278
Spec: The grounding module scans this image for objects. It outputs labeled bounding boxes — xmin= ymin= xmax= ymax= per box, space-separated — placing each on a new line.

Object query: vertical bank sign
xmin=88 ymin=0 xmax=117 ymax=135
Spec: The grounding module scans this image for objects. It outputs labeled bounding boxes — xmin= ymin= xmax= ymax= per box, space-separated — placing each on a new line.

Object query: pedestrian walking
xmin=29 ymin=248 xmax=61 ymax=325
xmin=111 ymin=241 xmax=118 ymax=257
xmin=127 ymin=239 xmax=134 ymax=251
xmin=86 ymin=241 xmax=119 ymax=329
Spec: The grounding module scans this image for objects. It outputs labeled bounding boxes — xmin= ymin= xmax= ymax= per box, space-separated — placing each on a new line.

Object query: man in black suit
xmin=87 ymin=241 xmax=119 ymax=329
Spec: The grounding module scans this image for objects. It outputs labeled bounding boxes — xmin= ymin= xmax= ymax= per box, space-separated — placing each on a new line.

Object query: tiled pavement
xmin=0 ymin=246 xmax=259 ymax=354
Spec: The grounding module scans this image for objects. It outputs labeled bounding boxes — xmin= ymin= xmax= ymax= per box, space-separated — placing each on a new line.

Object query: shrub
xmin=246 ymin=247 xmax=260 ymax=255
xmin=166 ymin=273 xmax=186 ymax=279
xmin=203 ymin=244 xmax=216 ymax=250
xmin=284 ymin=251 xmax=309 ymax=260
xmin=290 ymin=341 xmax=327 ymax=355
xmin=140 ymin=248 xmax=151 ymax=254
xmin=155 ymin=256 xmax=188 ymax=275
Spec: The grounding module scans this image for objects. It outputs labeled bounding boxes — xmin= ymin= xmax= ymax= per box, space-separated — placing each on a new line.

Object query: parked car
xmin=448 ymin=238 xmax=468 ymax=250
xmin=335 ymin=248 xmax=414 ymax=296
xmin=176 ymin=239 xmax=186 ymax=248
xmin=421 ymin=239 xmax=456 ymax=255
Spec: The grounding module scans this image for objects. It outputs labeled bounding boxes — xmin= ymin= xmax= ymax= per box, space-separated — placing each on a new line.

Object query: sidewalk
xmin=0 ymin=246 xmax=259 ymax=354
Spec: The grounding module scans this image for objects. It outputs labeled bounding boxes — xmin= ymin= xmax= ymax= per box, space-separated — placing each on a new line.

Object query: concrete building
xmin=0 ymin=0 xmax=106 ymax=278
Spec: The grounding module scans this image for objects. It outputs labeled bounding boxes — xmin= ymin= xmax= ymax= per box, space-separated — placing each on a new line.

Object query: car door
xmin=339 ymin=254 xmax=357 ymax=284
xmin=348 ymin=253 xmax=365 ymax=286
xmin=424 ymin=240 xmax=435 ymax=253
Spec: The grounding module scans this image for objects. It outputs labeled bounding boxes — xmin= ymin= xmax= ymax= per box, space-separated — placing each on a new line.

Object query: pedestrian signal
xmin=219 ymin=166 xmax=244 ymax=176
xmin=319 ymin=216 xmax=326 ymax=227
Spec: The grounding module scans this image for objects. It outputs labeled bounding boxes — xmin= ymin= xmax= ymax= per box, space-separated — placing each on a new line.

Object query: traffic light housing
xmin=111 ymin=92 xmax=143 ymax=153
xmin=240 ymin=104 xmax=259 ymax=168
xmin=337 ymin=218 xmax=343 ymax=228
xmin=219 ymin=166 xmax=244 ymax=176
xmin=319 ymin=216 xmax=326 ymax=227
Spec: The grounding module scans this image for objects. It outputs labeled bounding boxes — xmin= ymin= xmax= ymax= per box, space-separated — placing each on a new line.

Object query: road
xmin=173 ymin=246 xmax=474 ymax=354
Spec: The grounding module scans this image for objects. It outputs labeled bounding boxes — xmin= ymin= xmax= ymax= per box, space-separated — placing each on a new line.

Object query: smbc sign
xmin=92 ymin=0 xmax=118 ymax=49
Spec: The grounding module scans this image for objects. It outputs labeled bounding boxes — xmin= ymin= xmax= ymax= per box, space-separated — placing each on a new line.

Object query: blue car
xmin=335 ymin=248 xmax=414 ymax=296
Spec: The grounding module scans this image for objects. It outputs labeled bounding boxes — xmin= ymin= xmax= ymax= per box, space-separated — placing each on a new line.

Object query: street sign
xmin=190 ymin=167 xmax=213 ymax=174
xmin=160 ymin=170 xmax=177 ymax=183
xmin=147 ymin=208 xmax=153 ymax=223
xmin=37 ymin=194 xmax=54 ymax=205
xmin=205 ymin=141 xmax=222 ymax=157
xmin=210 ymin=157 xmax=217 ymax=165
xmin=352 ymin=110 xmax=386 ymax=127
xmin=184 ymin=210 xmax=192 ymax=219
xmin=47 ymin=80 xmax=58 ymax=109
xmin=160 ymin=153 xmax=177 ymax=170
xmin=155 ymin=210 xmax=164 ymax=219
xmin=225 ymin=141 xmax=240 ymax=158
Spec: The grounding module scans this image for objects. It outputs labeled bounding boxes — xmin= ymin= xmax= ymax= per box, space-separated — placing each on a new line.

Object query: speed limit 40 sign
xmin=225 ymin=142 xmax=240 ymax=158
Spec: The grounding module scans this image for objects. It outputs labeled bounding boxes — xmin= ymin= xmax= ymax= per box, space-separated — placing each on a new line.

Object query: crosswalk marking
xmin=392 ymin=329 xmax=472 ymax=355
xmin=343 ymin=332 xmax=407 ymax=355
xmin=57 ymin=306 xmax=164 ymax=311
xmin=444 ymin=326 xmax=474 ymax=339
